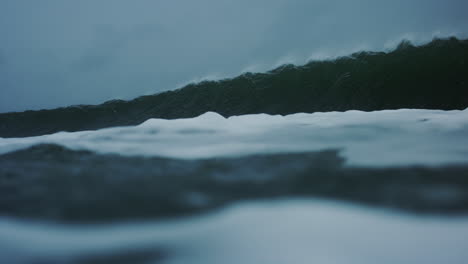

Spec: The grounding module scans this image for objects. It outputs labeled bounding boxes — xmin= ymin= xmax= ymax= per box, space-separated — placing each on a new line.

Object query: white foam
xmin=1 ymin=199 xmax=467 ymax=264
xmin=1 ymin=108 xmax=468 ymax=166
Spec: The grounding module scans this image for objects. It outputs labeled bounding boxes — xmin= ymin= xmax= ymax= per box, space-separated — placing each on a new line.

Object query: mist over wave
xmin=1 ymin=37 xmax=467 ymax=138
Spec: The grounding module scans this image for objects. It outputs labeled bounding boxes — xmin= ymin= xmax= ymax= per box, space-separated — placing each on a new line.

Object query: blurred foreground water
xmin=1 ymin=200 xmax=468 ymax=264
xmin=1 ymin=109 xmax=468 ymax=263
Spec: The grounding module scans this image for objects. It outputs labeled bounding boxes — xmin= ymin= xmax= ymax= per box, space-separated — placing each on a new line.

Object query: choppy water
xmin=1 ymin=109 xmax=468 ymax=263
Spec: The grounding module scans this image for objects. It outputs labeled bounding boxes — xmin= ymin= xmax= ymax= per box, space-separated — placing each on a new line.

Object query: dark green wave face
xmin=1 ymin=37 xmax=468 ymax=138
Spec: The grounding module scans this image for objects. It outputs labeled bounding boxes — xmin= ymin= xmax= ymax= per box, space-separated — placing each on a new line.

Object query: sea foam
xmin=1 ymin=108 xmax=467 ymax=166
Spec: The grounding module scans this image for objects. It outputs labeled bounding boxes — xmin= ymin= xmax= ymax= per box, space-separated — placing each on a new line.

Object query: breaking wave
xmin=1 ymin=37 xmax=467 ymax=138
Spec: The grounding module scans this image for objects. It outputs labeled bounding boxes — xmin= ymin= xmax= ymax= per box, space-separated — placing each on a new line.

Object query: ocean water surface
xmin=1 ymin=109 xmax=468 ymax=264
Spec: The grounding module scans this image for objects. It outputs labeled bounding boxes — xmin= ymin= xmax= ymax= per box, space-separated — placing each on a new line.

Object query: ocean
xmin=1 ymin=37 xmax=468 ymax=263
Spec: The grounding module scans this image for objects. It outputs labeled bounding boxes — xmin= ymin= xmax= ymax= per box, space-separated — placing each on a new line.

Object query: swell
xmin=1 ymin=144 xmax=468 ymax=223
xmin=1 ymin=37 xmax=468 ymax=138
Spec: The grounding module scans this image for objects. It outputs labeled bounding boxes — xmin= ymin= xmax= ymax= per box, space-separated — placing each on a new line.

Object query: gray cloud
xmin=1 ymin=0 xmax=468 ymax=113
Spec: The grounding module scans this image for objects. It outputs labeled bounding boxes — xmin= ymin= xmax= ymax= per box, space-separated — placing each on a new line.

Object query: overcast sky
xmin=1 ymin=0 xmax=467 ymax=113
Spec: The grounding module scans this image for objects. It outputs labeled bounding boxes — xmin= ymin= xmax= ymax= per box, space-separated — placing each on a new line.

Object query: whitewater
xmin=1 ymin=108 xmax=468 ymax=264
xmin=1 ymin=108 xmax=467 ymax=166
